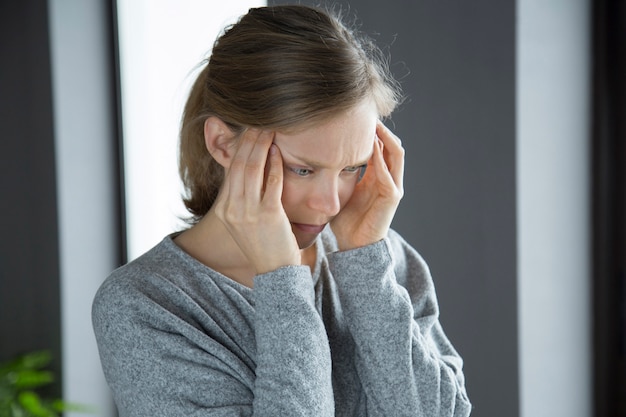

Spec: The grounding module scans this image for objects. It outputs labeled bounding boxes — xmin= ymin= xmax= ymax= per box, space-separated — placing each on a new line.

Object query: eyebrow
xmin=284 ymin=152 xmax=372 ymax=169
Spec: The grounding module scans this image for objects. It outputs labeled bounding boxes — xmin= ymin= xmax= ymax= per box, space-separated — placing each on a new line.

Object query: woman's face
xmin=273 ymin=100 xmax=379 ymax=249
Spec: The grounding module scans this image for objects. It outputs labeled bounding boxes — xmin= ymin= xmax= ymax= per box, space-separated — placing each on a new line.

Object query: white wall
xmin=517 ymin=1 xmax=591 ymax=416
xmin=117 ymin=0 xmax=264 ymax=261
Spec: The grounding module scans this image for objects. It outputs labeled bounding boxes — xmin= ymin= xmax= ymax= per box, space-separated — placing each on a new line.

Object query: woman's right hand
xmin=212 ymin=129 xmax=301 ymax=275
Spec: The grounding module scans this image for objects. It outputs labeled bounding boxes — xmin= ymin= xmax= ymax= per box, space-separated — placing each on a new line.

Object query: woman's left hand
xmin=331 ymin=121 xmax=405 ymax=251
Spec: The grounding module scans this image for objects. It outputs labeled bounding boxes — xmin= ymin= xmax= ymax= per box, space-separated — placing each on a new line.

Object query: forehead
xmin=273 ymin=101 xmax=378 ymax=167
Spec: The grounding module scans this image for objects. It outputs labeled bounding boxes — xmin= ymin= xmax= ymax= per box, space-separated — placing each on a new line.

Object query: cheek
xmin=279 ymin=178 xmax=303 ymax=211
xmin=338 ymin=180 xmax=357 ymax=206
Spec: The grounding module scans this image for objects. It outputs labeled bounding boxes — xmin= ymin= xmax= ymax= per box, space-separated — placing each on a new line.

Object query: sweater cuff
xmin=253 ymin=265 xmax=315 ymax=302
xmin=326 ymin=238 xmax=394 ymax=288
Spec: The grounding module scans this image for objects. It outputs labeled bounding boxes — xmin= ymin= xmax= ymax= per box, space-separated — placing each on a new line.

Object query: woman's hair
xmin=179 ymin=4 xmax=403 ymax=222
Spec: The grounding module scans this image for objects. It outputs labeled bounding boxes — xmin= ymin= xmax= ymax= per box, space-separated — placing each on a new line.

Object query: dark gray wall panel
xmin=0 ymin=0 xmax=62 ymax=396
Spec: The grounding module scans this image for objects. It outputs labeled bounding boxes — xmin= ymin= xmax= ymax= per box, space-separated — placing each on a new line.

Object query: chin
xmin=295 ymin=235 xmax=319 ymax=250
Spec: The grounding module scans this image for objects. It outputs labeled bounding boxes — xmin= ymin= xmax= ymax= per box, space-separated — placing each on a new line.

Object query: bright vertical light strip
xmin=517 ymin=0 xmax=591 ymax=416
xmin=117 ymin=0 xmax=265 ymax=261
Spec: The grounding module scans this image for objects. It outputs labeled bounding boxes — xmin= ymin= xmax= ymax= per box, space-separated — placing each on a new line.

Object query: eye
xmin=343 ymin=164 xmax=368 ymax=182
xmin=358 ymin=164 xmax=367 ymax=181
xmin=290 ymin=167 xmax=313 ymax=177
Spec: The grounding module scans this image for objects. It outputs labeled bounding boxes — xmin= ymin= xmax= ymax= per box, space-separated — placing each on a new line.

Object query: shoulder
xmin=385 ymin=229 xmax=430 ymax=272
xmin=92 ymin=239 xmax=166 ymax=331
xmin=374 ymin=229 xmax=437 ymax=305
xmin=322 ymin=226 xmax=429 ymax=271
xmin=321 ymin=226 xmax=432 ymax=284
xmin=94 ymin=236 xmax=170 ymax=298
xmin=92 ymin=235 xmax=197 ymax=330
xmin=92 ymin=234 xmax=254 ymax=334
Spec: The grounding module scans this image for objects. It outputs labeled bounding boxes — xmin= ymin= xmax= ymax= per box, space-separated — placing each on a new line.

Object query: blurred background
xmin=1 ymin=0 xmax=623 ymax=416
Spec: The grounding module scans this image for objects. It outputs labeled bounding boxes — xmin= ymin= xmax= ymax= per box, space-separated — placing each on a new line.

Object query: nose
xmin=307 ymin=177 xmax=341 ymax=217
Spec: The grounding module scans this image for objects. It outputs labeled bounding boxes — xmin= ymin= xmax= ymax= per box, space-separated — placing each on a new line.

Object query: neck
xmin=174 ymin=210 xmax=256 ymax=287
xmin=174 ymin=210 xmax=317 ymax=288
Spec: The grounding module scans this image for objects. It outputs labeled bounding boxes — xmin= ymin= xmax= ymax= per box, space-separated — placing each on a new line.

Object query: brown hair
xmin=179 ymin=5 xmax=402 ymax=222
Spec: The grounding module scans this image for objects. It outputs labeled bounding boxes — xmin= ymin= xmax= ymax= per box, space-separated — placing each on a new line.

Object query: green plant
xmin=0 ymin=351 xmax=91 ymax=417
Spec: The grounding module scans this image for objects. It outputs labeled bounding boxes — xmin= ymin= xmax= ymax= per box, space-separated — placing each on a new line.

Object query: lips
xmin=292 ymin=223 xmax=326 ymax=234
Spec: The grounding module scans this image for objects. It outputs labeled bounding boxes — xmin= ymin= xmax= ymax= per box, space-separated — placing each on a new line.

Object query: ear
xmin=204 ymin=117 xmax=236 ymax=168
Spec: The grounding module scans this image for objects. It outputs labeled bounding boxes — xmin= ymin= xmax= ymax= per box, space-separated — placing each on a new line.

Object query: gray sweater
xmin=92 ymin=228 xmax=471 ymax=416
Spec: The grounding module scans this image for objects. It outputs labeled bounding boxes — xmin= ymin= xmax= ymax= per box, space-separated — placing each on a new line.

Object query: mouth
xmin=292 ymin=223 xmax=326 ymax=234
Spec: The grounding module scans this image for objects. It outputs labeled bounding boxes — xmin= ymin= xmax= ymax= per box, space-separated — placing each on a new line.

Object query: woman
xmin=93 ymin=5 xmax=471 ymax=416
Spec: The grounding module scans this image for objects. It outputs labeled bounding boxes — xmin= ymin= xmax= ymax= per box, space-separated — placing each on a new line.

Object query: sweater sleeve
xmin=252 ymin=266 xmax=334 ymax=415
xmin=326 ymin=231 xmax=472 ymax=417
xmin=92 ymin=265 xmax=333 ymax=417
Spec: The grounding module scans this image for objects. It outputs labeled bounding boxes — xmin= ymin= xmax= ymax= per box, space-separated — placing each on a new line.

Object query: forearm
xmin=328 ymin=239 xmax=471 ymax=417
xmin=253 ymin=266 xmax=334 ymax=416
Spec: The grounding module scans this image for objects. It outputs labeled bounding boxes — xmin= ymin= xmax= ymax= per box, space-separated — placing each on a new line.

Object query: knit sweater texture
xmin=92 ymin=227 xmax=471 ymax=416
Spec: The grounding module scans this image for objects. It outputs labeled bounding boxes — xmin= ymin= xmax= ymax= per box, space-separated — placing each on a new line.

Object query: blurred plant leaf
xmin=51 ymin=399 xmax=97 ymax=414
xmin=18 ymin=392 xmax=58 ymax=417
xmin=11 ymin=371 xmax=54 ymax=390
xmin=0 ymin=353 xmax=51 ymax=375
xmin=0 ymin=351 xmax=93 ymax=416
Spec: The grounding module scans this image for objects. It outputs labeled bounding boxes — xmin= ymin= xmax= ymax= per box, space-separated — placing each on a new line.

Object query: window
xmin=116 ymin=0 xmax=265 ymax=261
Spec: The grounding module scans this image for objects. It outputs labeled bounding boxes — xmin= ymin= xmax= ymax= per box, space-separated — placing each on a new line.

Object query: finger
xmin=370 ymin=137 xmax=403 ymax=202
xmin=227 ymin=128 xmax=259 ymax=199
xmin=376 ymin=120 xmax=402 ymax=146
xmin=262 ymin=144 xmax=284 ymax=207
xmin=376 ymin=121 xmax=405 ymax=191
xmin=242 ymin=130 xmax=274 ymax=198
xmin=371 ymin=137 xmax=393 ymax=186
